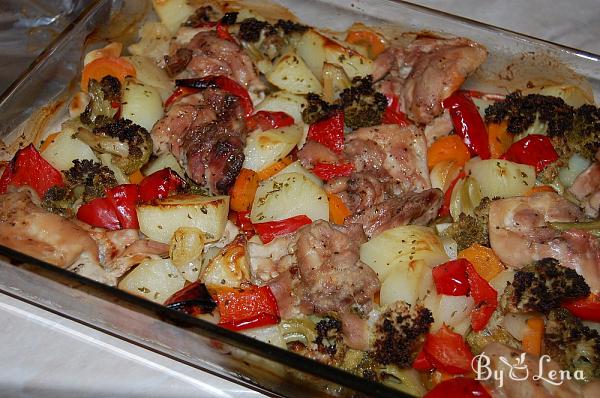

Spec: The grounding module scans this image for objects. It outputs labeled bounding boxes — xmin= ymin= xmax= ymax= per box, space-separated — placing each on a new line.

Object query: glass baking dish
xmin=0 ymin=0 xmax=598 ymax=397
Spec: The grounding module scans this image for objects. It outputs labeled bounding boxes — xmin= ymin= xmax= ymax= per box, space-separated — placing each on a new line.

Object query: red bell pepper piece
xmin=438 ymin=171 xmax=465 ymax=218
xmin=167 ymin=76 xmax=253 ymax=117
xmin=253 ymin=215 xmax=312 ymax=244
xmin=216 ymin=21 xmax=236 ymax=42
xmin=235 ymin=210 xmax=256 ymax=238
xmin=164 ymin=86 xmax=200 ymax=108
xmin=214 ymin=285 xmax=280 ymax=331
xmin=246 ymin=111 xmax=295 ymax=131
xmin=432 ymin=259 xmax=471 ymax=296
xmin=443 ymin=92 xmax=491 ymax=160
xmin=138 ymin=168 xmax=184 ymax=202
xmin=0 ymin=144 xmax=64 ymax=198
xmin=500 ymin=134 xmax=559 ymax=173
xmin=562 ymin=293 xmax=600 ymax=322
xmin=164 ymin=281 xmax=217 ymax=317
xmin=413 ymin=349 xmax=434 ymax=371
xmin=311 ymin=162 xmax=355 ymax=181
xmin=383 ymin=94 xmax=409 ymax=125
xmin=465 ymin=262 xmax=498 ymax=332
xmin=212 ymin=76 xmax=253 ymax=117
xmin=307 ymin=110 xmax=345 ymax=154
xmin=105 ymin=184 xmax=139 ymax=229
xmin=423 ymin=325 xmax=474 ymax=374
xmin=424 ymin=378 xmax=491 ymax=398
xmin=77 ymin=197 xmax=121 ymax=230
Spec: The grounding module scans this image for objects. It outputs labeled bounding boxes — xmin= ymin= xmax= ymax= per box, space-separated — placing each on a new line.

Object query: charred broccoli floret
xmin=238 ymin=18 xmax=307 ymax=43
xmin=80 ymin=76 xmax=121 ymax=127
xmin=75 ymin=119 xmax=153 ymax=175
xmin=373 ymin=301 xmax=433 ymax=367
xmin=302 ymin=93 xmax=340 ymax=124
xmin=315 ymin=317 xmax=343 ymax=356
xmin=339 ymin=76 xmax=388 ymax=129
xmin=442 ymin=197 xmax=491 ymax=251
xmin=501 ymin=258 xmax=590 ymax=313
xmin=42 ymin=186 xmax=76 ymax=217
xmin=561 ymin=104 xmax=600 ymax=161
xmin=238 ymin=18 xmax=271 ymax=42
xmin=545 ymin=308 xmax=600 ymax=382
xmin=485 ymin=92 xmax=600 ymax=163
xmin=484 ymin=91 xmax=573 ymax=136
xmin=273 ymin=19 xmax=308 ymax=34
xmin=65 ymin=159 xmax=117 ymax=201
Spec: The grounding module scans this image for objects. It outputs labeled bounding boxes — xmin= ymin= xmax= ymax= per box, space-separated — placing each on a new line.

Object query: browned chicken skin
xmin=569 ymin=162 xmax=600 ymax=218
xmin=374 ymin=35 xmax=487 ymax=124
xmin=294 ymin=220 xmax=380 ymax=315
xmin=489 ymin=192 xmax=600 ymax=292
xmin=0 ymin=190 xmax=99 ymax=269
xmin=168 ymin=30 xmax=264 ymax=91
xmin=0 ymin=190 xmax=169 ymax=285
xmin=345 ymin=188 xmax=443 ymax=238
xmin=325 ymin=123 xmax=431 ymax=215
xmin=151 ymin=89 xmax=246 ymax=194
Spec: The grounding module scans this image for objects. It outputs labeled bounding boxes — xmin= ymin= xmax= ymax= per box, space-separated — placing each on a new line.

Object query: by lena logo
xmin=472 ymin=352 xmax=586 ymax=388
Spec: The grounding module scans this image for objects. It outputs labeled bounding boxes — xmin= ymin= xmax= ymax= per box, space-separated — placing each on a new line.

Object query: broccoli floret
xmin=373 ymin=301 xmax=433 ymax=367
xmin=65 ymin=159 xmax=117 ymax=202
xmin=339 ymin=76 xmax=388 ymax=129
xmin=238 ymin=18 xmax=271 ymax=42
xmin=484 ymin=91 xmax=574 ymax=136
xmin=562 ymin=104 xmax=600 ymax=161
xmin=42 ymin=185 xmax=76 ymax=217
xmin=485 ymin=91 xmax=600 ymax=163
xmin=442 ymin=197 xmax=491 ymax=251
xmin=315 ymin=317 xmax=343 ymax=356
xmin=501 ymin=258 xmax=590 ymax=313
xmin=273 ymin=19 xmax=308 ymax=35
xmin=220 ymin=12 xmax=238 ymax=25
xmin=545 ymin=308 xmax=600 ymax=382
xmin=301 ymin=93 xmax=340 ymax=124
xmin=76 ymin=119 xmax=153 ymax=175
xmin=80 ymin=76 xmax=121 ymax=127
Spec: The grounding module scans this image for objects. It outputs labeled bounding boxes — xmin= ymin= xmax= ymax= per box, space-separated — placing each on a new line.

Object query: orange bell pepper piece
xmin=230 ymin=168 xmax=259 ymax=212
xmin=522 ymin=316 xmax=544 ymax=356
xmin=345 ymin=30 xmax=387 ymax=58
xmin=458 ymin=243 xmax=504 ymax=281
xmin=128 ymin=169 xmax=145 ymax=184
xmin=81 ymin=56 xmax=136 ymax=92
xmin=256 ymin=156 xmax=294 ymax=181
xmin=328 ymin=192 xmax=351 ymax=224
xmin=427 ymin=135 xmax=471 ymax=170
xmin=488 ymin=121 xmax=513 ymax=159
xmin=525 ymin=185 xmax=555 ymax=195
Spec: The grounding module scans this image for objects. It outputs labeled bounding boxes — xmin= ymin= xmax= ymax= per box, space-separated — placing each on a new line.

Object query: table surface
xmin=3 ymin=1 xmax=599 ymax=397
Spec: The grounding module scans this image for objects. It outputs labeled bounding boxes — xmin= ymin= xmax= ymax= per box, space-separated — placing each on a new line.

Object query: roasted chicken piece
xmin=167 ymin=30 xmax=264 ymax=91
xmin=374 ymin=35 xmax=487 ymax=124
xmin=294 ymin=220 xmax=380 ymax=315
xmin=0 ymin=190 xmax=169 ymax=285
xmin=569 ymin=162 xmax=600 ymax=218
xmin=325 ymin=123 xmax=431 ymax=214
xmin=151 ymin=89 xmax=246 ymax=194
xmin=345 ymin=188 xmax=443 ymax=238
xmin=489 ymin=192 xmax=600 ymax=292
